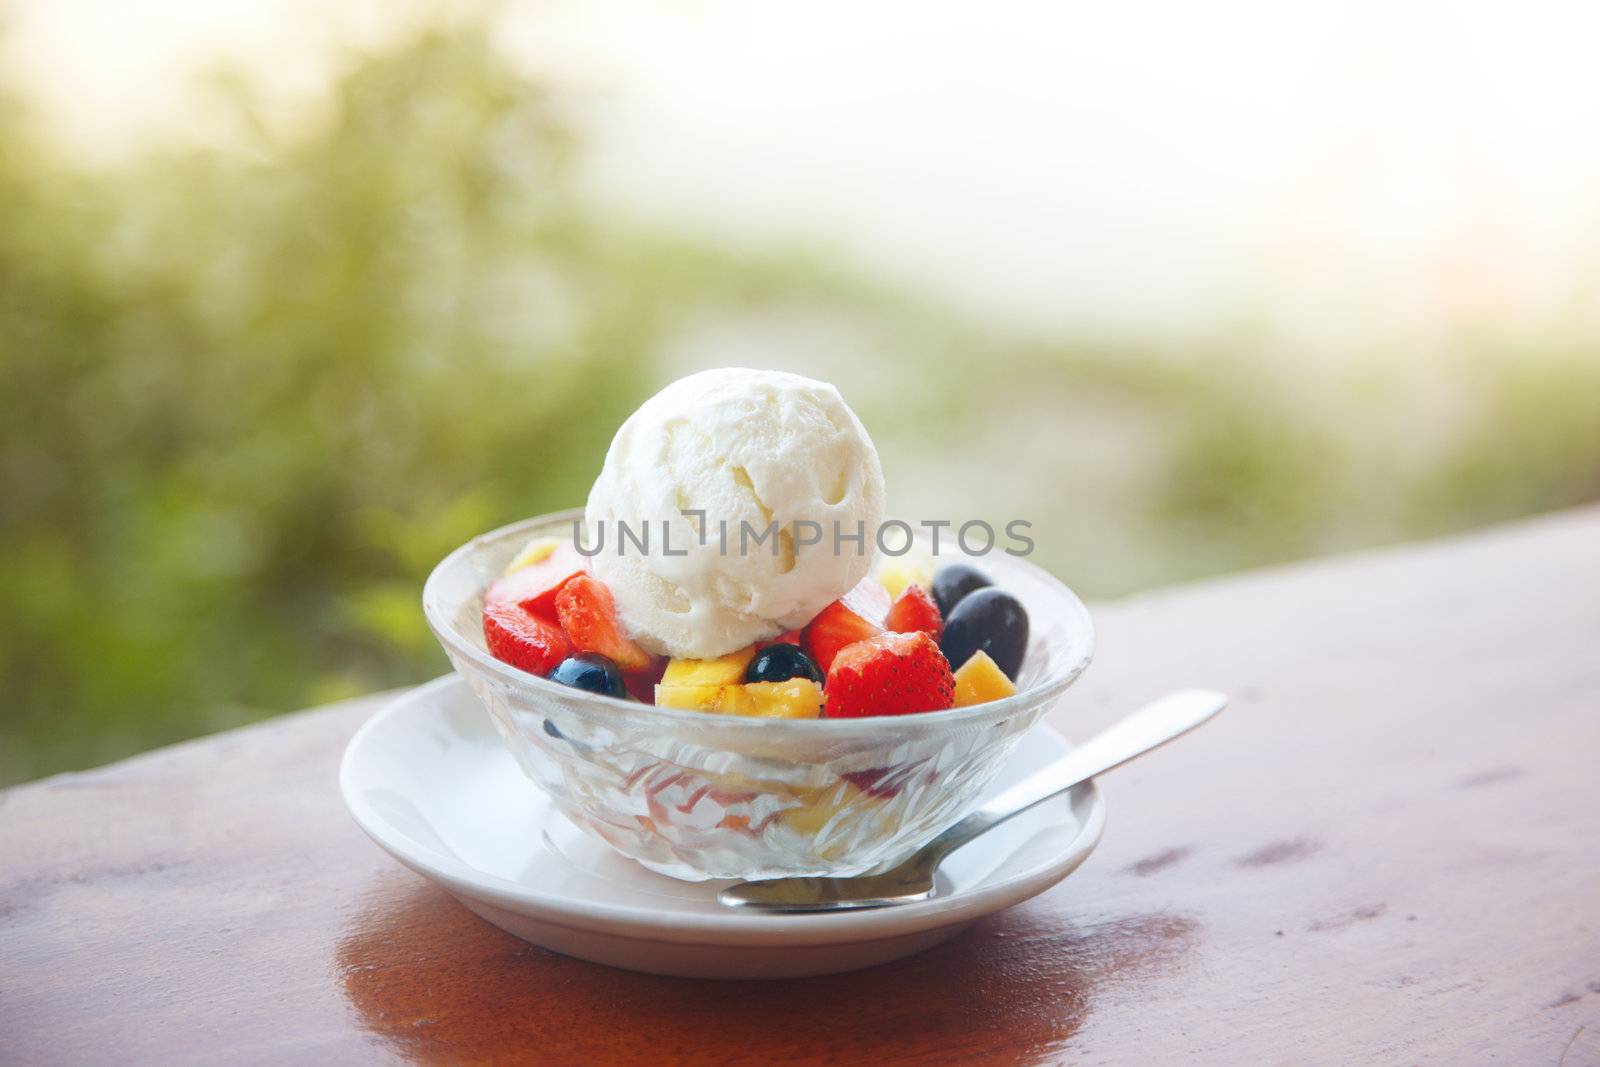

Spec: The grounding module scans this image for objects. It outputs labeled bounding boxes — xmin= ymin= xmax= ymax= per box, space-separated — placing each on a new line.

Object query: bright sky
xmin=12 ymin=0 xmax=1600 ymax=344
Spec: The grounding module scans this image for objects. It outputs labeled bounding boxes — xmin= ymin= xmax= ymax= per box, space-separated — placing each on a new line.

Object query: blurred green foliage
xmin=2 ymin=17 xmax=1598 ymax=784
xmin=0 ymin=22 xmax=854 ymax=781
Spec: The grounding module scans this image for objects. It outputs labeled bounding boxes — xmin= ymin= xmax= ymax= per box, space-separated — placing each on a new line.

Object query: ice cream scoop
xmin=583 ymin=368 xmax=885 ymax=659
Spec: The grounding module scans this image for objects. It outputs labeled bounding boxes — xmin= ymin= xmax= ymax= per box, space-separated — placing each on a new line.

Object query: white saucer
xmin=340 ymin=675 xmax=1105 ymax=979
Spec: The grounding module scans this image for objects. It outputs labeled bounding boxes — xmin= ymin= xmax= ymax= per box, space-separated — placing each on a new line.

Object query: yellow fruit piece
xmin=781 ymin=780 xmax=866 ymax=835
xmin=655 ymin=677 xmax=823 ymax=719
xmin=654 ymin=684 xmax=730 ymax=711
xmin=660 ymin=646 xmax=757 ymax=688
xmin=503 ymin=536 xmax=563 ymax=575
xmin=741 ymin=679 xmax=824 ymax=719
xmin=874 ymin=557 xmax=934 ymax=601
xmin=952 ymin=649 xmax=1017 ymax=707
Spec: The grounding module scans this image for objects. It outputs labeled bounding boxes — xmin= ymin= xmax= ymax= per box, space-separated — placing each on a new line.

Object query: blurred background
xmin=3 ymin=1 xmax=1598 ymax=784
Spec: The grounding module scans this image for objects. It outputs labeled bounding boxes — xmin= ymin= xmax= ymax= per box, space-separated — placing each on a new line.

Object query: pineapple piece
xmin=656 ymin=676 xmax=823 ymax=719
xmin=655 ymin=683 xmax=732 ymax=712
xmin=503 ymin=536 xmax=564 ymax=575
xmin=952 ymin=649 xmax=1018 ymax=707
xmin=874 ymin=555 xmax=934 ymax=601
xmin=656 ymin=647 xmax=758 ymax=711
xmin=660 ymin=646 xmax=756 ymax=687
xmin=741 ymin=679 xmax=824 ymax=719
xmin=781 ymin=780 xmax=866 ymax=835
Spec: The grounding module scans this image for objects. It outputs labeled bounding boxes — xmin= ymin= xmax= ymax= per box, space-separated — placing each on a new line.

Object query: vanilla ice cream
xmin=583 ymin=368 xmax=885 ymax=659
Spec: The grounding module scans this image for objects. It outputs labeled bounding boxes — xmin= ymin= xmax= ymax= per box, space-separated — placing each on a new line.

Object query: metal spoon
xmin=718 ymin=688 xmax=1227 ymax=912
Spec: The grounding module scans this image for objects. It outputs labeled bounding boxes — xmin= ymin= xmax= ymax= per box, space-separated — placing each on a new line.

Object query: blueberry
xmin=932 ymin=563 xmax=993 ymax=618
xmin=745 ymin=643 xmax=823 ymax=684
xmin=940 ymin=587 xmax=1029 ymax=680
xmin=548 ymin=652 xmax=626 ymax=698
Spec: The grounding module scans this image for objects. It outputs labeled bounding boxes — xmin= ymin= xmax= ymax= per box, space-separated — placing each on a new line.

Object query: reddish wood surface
xmin=5 ymin=509 xmax=1600 ymax=1065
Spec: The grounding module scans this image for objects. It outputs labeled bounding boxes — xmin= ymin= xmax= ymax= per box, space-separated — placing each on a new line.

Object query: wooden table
xmin=6 ymin=509 xmax=1600 ymax=1065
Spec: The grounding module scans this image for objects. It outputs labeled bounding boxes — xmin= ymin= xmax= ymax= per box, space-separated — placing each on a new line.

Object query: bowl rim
xmin=423 ymin=508 xmax=1095 ymax=734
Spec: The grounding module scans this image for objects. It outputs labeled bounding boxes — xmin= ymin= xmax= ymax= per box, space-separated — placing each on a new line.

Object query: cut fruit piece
xmin=801 ymin=577 xmax=891 ymax=673
xmin=874 ymin=556 xmax=933 ymax=602
xmin=780 ymin=780 xmax=867 ymax=836
xmin=825 ymin=630 xmax=955 ymax=718
xmin=483 ymin=603 xmax=572 ymax=676
xmin=655 ymin=647 xmax=757 ymax=712
xmin=951 ymin=649 xmax=1018 ymax=707
xmin=886 ymin=583 xmax=942 ymax=639
xmin=554 ymin=574 xmax=653 ymax=672
xmin=740 ymin=679 xmax=825 ymax=719
xmin=654 ymin=678 xmax=823 ymax=719
xmin=654 ymin=683 xmax=731 ymax=712
xmin=660 ymin=646 xmax=757 ymax=688
xmin=503 ymin=535 xmax=564 ymax=575
xmin=485 ymin=543 xmax=586 ymax=620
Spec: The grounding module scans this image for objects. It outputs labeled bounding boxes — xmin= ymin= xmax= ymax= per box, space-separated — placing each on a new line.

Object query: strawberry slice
xmin=483 ymin=603 xmax=572 ymax=676
xmin=802 ymin=582 xmax=889 ymax=673
xmin=554 ymin=574 xmax=654 ymax=673
xmin=886 ymin=583 xmax=942 ymax=639
xmin=824 ymin=630 xmax=955 ymax=718
xmin=485 ymin=544 xmax=586 ymax=621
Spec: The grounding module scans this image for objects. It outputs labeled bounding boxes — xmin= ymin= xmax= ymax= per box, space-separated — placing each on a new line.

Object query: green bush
xmin=0 ymin=23 xmax=854 ymax=780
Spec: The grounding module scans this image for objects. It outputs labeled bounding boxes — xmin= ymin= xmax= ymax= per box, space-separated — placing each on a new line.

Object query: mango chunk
xmin=503 ymin=536 xmax=565 ymax=575
xmin=655 ymin=677 xmax=823 ymax=719
xmin=952 ymin=649 xmax=1017 ymax=707
xmin=781 ymin=780 xmax=866 ymax=835
xmin=741 ymin=679 xmax=824 ymax=719
xmin=654 ymin=683 xmax=732 ymax=712
xmin=660 ymin=646 xmax=757 ymax=688
xmin=873 ymin=556 xmax=934 ymax=602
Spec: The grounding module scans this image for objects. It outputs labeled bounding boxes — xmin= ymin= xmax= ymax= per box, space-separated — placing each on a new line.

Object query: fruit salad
xmin=484 ymin=545 xmax=1032 ymax=718
xmin=478 ymin=368 xmax=1032 ymax=719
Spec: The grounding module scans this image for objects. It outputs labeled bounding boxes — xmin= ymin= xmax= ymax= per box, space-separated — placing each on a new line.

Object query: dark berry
xmin=932 ymin=563 xmax=993 ymax=618
xmin=745 ymin=643 xmax=824 ymax=684
xmin=940 ymin=587 xmax=1029 ymax=680
xmin=548 ymin=652 xmax=627 ymax=698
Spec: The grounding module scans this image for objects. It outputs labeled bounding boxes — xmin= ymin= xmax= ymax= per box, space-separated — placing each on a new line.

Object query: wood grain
xmin=5 ymin=508 xmax=1600 ymax=1065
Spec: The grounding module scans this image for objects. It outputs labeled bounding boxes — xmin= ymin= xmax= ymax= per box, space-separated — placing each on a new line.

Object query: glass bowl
xmin=423 ymin=509 xmax=1095 ymax=881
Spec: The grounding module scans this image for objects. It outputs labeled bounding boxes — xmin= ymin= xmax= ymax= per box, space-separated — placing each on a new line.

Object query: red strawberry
xmin=824 ymin=630 xmax=955 ymax=718
xmin=554 ymin=574 xmax=653 ymax=673
xmin=886 ymin=583 xmax=942 ymax=639
xmin=483 ymin=603 xmax=572 ymax=676
xmin=803 ymin=595 xmax=885 ymax=674
xmin=485 ymin=544 xmax=586 ymax=621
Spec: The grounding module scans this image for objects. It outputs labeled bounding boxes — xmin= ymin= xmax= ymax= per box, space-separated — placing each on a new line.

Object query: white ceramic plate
xmin=340 ymin=675 xmax=1105 ymax=979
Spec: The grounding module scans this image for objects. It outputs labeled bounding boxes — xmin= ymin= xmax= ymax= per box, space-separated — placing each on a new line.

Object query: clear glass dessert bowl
xmin=423 ymin=510 xmax=1095 ymax=881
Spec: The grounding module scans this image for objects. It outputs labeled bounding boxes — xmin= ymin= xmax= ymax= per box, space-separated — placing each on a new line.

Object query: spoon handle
xmin=920 ymin=688 xmax=1227 ymax=867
